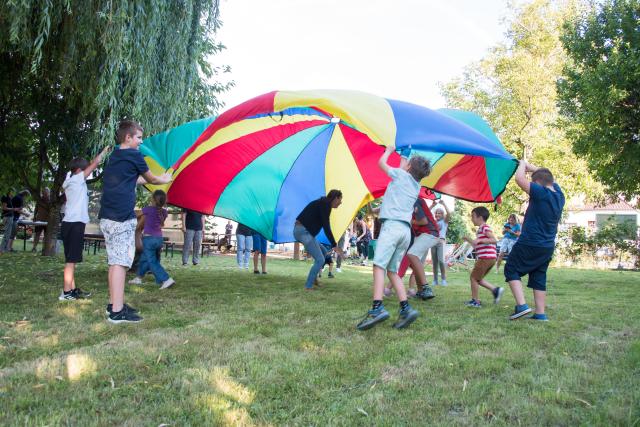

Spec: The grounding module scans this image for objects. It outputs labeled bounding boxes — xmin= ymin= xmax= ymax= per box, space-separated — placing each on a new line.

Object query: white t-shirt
xmin=62 ymin=172 xmax=89 ymax=223
xmin=379 ymin=168 xmax=420 ymax=224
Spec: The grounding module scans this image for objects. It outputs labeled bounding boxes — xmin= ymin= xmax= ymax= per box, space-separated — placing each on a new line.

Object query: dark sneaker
xmin=392 ymin=306 xmax=419 ymax=329
xmin=105 ymin=303 xmax=139 ymax=315
xmin=528 ymin=313 xmax=549 ymax=321
xmin=73 ymin=288 xmax=92 ymax=299
xmin=465 ymin=299 xmax=481 ymax=308
xmin=254 ymin=270 xmax=260 ymax=274
xmin=261 ymin=271 xmax=268 ymax=275
xmin=510 ymin=304 xmax=532 ymax=320
xmin=356 ymin=306 xmax=390 ymax=331
xmin=58 ymin=291 xmax=77 ymax=301
xmin=328 ymin=272 xmax=335 ymax=278
xmin=108 ymin=306 xmax=143 ymax=324
xmin=493 ymin=287 xmax=504 ymax=304
xmin=416 ymin=285 xmax=435 ymax=300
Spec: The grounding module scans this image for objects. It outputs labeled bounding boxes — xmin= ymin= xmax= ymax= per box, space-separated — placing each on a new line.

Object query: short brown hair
xmin=69 ymin=158 xmax=89 ymax=172
xmin=471 ymin=206 xmax=490 ymax=221
xmin=408 ymin=156 xmax=431 ymax=182
xmin=531 ymin=168 xmax=554 ymax=186
xmin=116 ymin=120 xmax=143 ymax=144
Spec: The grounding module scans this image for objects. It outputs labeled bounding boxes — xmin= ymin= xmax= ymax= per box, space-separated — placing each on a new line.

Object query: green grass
xmin=0 ymin=248 xmax=639 ymax=426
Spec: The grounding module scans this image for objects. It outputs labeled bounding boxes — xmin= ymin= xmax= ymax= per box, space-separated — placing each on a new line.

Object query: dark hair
xmin=117 ymin=120 xmax=143 ymax=144
xmin=326 ymin=189 xmax=342 ymax=203
xmin=408 ymin=156 xmax=431 ymax=182
xmin=152 ymin=190 xmax=167 ymax=226
xmin=69 ymin=158 xmax=89 ymax=172
xmin=531 ymin=168 xmax=554 ymax=186
xmin=356 ymin=213 xmax=363 ymax=221
xmin=471 ymin=206 xmax=490 ymax=221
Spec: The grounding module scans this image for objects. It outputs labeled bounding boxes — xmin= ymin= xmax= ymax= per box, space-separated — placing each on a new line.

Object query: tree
xmin=440 ymin=0 xmax=604 ymax=222
xmin=557 ymin=0 xmax=640 ymax=200
xmin=0 ymin=0 xmax=232 ymax=255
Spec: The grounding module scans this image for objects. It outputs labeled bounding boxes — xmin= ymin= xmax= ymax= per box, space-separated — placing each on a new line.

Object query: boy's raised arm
xmin=378 ymin=145 xmax=394 ymax=175
xmin=84 ymin=146 xmax=111 ymax=178
xmin=514 ymin=160 xmax=531 ymax=194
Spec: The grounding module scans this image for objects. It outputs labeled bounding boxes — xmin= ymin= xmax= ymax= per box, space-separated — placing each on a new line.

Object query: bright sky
xmin=216 ymin=0 xmax=511 ymax=110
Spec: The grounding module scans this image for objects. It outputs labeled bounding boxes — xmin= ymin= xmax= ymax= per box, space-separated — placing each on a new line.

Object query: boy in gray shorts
xmin=357 ymin=146 xmax=431 ymax=331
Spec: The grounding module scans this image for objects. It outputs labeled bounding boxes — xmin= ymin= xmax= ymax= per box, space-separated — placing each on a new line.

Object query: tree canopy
xmin=0 ymin=0 xmax=232 ymax=254
xmin=557 ymin=0 xmax=640 ymax=200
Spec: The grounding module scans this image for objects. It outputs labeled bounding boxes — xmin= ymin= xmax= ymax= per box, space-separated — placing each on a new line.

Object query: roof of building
xmin=575 ymin=200 xmax=638 ymax=212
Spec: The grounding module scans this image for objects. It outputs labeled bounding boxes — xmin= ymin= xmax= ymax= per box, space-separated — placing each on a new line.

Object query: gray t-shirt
xmin=379 ymin=168 xmax=420 ymax=224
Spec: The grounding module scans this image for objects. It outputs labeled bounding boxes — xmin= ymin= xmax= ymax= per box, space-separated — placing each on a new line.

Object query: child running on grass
xmin=463 ymin=207 xmax=504 ymax=308
xmin=59 ymin=146 xmax=110 ymax=301
xmin=496 ymin=213 xmax=521 ymax=274
xmin=128 ymin=190 xmax=175 ymax=289
xmin=505 ymin=161 xmax=564 ymax=321
xmin=356 ymin=146 xmax=431 ymax=331
xmin=99 ymin=120 xmax=172 ymax=324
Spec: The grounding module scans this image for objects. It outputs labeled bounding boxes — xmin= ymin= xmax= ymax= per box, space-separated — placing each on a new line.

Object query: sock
xmin=400 ymin=300 xmax=409 ymax=311
xmin=64 ymin=290 xmax=73 ymax=294
xmin=372 ymin=300 xmax=383 ymax=311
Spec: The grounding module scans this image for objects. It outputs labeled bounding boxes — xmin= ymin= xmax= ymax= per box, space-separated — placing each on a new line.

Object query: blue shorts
xmin=252 ymin=234 xmax=267 ymax=254
xmin=504 ymin=243 xmax=554 ymax=291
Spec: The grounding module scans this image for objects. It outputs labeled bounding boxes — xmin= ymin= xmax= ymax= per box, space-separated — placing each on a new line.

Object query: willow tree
xmin=0 ymin=0 xmax=232 ymax=255
xmin=440 ymin=0 xmax=603 ymax=226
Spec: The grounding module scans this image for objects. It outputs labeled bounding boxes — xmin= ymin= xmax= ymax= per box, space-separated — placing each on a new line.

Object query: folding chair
xmin=446 ymin=242 xmax=475 ymax=271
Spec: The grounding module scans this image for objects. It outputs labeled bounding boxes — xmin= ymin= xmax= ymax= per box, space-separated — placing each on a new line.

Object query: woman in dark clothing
xmin=293 ymin=189 xmax=345 ymax=290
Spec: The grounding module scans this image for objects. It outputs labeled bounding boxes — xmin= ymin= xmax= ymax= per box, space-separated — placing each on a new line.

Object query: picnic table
xmin=16 ymin=220 xmax=47 ymax=251
xmin=83 ymin=233 xmax=175 ymax=257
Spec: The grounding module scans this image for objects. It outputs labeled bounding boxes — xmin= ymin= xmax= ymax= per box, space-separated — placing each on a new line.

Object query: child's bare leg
xmin=470 ymin=276 xmax=480 ymax=301
xmin=407 ymin=254 xmax=427 ymax=290
xmin=508 ymin=279 xmax=527 ymax=306
xmin=261 ymin=253 xmax=267 ymax=272
xmin=109 ymin=265 xmax=126 ymax=312
xmin=253 ymin=252 xmax=259 ymax=271
xmin=373 ymin=265 xmax=386 ymax=300
xmin=409 ymin=272 xmax=416 ymax=289
xmin=388 ymin=271 xmax=407 ymax=301
xmin=496 ymin=253 xmax=503 ymax=272
xmin=63 ymin=263 xmax=76 ymax=292
xmin=533 ymin=290 xmax=546 ymax=314
xmin=478 ymin=278 xmax=496 ymax=293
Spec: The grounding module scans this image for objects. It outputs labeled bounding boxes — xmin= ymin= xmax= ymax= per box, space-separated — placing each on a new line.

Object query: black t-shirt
xmin=296 ymin=198 xmax=337 ymax=247
xmin=183 ymin=209 xmax=203 ymax=231
xmin=11 ymin=195 xmax=23 ymax=220
xmin=1 ymin=195 xmax=13 ymax=218
xmin=98 ymin=147 xmax=149 ymax=222
xmin=236 ymin=223 xmax=254 ymax=236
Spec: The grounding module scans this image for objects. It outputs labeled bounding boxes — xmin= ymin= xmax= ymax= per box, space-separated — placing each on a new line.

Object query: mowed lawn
xmin=0 ymin=249 xmax=638 ymax=426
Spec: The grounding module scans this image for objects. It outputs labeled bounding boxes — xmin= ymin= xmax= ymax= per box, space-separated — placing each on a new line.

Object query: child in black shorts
xmin=505 ymin=160 xmax=565 ymax=321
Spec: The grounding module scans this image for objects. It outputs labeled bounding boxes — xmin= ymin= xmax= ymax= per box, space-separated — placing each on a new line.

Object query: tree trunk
xmin=293 ymin=242 xmax=300 ymax=260
xmin=42 ymin=202 xmax=62 ymax=257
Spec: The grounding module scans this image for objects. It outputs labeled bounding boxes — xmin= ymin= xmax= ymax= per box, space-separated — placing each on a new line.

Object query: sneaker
xmin=392 ymin=306 xmax=419 ymax=329
xmin=433 ymin=280 xmax=439 ymax=286
xmin=73 ymin=288 xmax=92 ymax=299
xmin=441 ymin=280 xmax=447 ymax=287
xmin=182 ymin=263 xmax=188 ymax=266
xmin=254 ymin=270 xmax=260 ymax=274
xmin=416 ymin=285 xmax=435 ymax=300
xmin=238 ymin=265 xmax=243 ymax=270
xmin=244 ymin=265 xmax=250 ymax=270
xmin=509 ymin=304 xmax=532 ymax=320
xmin=335 ymin=268 xmax=342 ymax=273
xmin=528 ymin=313 xmax=549 ymax=321
xmin=465 ymin=299 xmax=482 ymax=308
xmin=160 ymin=278 xmax=175 ymax=290
xmin=328 ymin=272 xmax=335 ymax=278
xmin=493 ymin=287 xmax=504 ymax=304
xmin=193 ymin=263 xmax=199 ymax=266
xmin=105 ymin=303 xmax=139 ymax=315
xmin=58 ymin=291 xmax=78 ymax=301
xmin=261 ymin=271 xmax=268 ymax=275
xmin=356 ymin=306 xmax=390 ymax=330
xmin=108 ymin=306 xmax=143 ymax=324
xmin=407 ymin=288 xmax=417 ymax=297
xmin=128 ymin=277 xmax=143 ymax=285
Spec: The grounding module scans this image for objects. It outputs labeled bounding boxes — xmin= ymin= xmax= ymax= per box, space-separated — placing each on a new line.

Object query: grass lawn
xmin=1 ymin=248 xmax=639 ymax=426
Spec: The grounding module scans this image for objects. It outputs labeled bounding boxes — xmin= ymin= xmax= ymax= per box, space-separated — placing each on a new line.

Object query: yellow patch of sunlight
xmin=14 ymin=319 xmax=32 ymax=332
xmin=36 ymin=357 xmax=62 ymax=380
xmin=210 ymin=367 xmax=254 ymax=405
xmin=57 ymin=304 xmax=80 ymax=319
xmin=35 ymin=333 xmax=59 ymax=347
xmin=66 ymin=353 xmax=97 ymax=381
xmin=223 ymin=407 xmax=254 ymax=426
xmin=91 ymin=323 xmax=107 ymax=333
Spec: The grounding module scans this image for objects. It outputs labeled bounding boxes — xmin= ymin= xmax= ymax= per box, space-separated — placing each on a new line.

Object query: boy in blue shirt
xmin=99 ymin=121 xmax=172 ymax=324
xmin=357 ymin=146 xmax=431 ymax=330
xmin=505 ymin=160 xmax=565 ymax=321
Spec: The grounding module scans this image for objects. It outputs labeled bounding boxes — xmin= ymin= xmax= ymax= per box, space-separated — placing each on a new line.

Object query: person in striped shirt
xmin=463 ymin=207 xmax=504 ymax=308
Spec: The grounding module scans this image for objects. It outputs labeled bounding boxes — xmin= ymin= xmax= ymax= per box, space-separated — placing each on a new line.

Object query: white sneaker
xmin=433 ymin=280 xmax=439 ymax=286
xmin=441 ymin=280 xmax=447 ymax=287
xmin=128 ymin=277 xmax=143 ymax=285
xmin=160 ymin=278 xmax=175 ymax=289
xmin=336 ymin=268 xmax=342 ymax=273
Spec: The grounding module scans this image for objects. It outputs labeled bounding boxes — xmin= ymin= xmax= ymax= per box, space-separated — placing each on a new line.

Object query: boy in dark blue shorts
xmin=505 ymin=160 xmax=565 ymax=321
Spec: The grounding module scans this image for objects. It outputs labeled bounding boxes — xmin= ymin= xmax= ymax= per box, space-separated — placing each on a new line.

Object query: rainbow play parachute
xmin=141 ymin=90 xmax=517 ymax=243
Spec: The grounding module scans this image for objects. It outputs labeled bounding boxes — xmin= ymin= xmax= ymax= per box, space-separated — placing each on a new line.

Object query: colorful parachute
xmin=143 ymin=90 xmax=517 ymax=243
